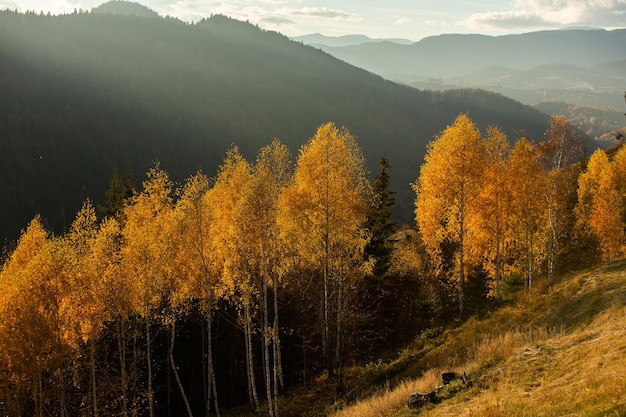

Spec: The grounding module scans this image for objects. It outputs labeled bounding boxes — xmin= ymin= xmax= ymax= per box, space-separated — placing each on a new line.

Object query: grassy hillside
xmin=251 ymin=259 xmax=626 ymax=416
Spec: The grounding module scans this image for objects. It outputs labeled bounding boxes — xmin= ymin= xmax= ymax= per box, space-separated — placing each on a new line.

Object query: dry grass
xmin=331 ymin=259 xmax=626 ymax=417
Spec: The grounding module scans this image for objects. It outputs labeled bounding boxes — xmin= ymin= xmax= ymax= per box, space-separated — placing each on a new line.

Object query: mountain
xmin=308 ymin=29 xmax=626 ymax=114
xmin=293 ymin=33 xmax=414 ymax=47
xmin=0 ymin=10 xmax=571 ymax=243
xmin=91 ymin=0 xmax=160 ymax=18
xmin=314 ymin=29 xmax=626 ymax=81
xmin=533 ymin=101 xmax=625 ymax=142
xmin=408 ymin=59 xmax=626 ymax=112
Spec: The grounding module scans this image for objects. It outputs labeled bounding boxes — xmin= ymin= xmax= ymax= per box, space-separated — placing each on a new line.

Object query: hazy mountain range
xmin=293 ymin=33 xmax=414 ymax=48
xmin=0 ymin=3 xmax=599 ymax=243
xmin=298 ymin=29 xmax=626 ymax=116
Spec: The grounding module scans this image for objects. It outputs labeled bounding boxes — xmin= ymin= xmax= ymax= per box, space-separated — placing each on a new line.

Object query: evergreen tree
xmin=365 ymin=154 xmax=398 ymax=278
xmin=98 ymin=168 xmax=135 ymax=219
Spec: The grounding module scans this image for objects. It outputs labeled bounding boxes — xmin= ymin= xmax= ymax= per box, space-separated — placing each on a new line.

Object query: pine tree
xmin=365 ymin=154 xmax=397 ymax=278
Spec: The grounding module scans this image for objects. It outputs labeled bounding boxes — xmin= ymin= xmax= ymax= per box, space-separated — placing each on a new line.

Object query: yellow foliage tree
xmin=234 ymin=139 xmax=291 ymax=417
xmin=210 ymin=147 xmax=262 ymax=414
xmin=61 ymin=200 xmax=108 ymax=417
xmin=0 ymin=218 xmax=74 ymax=416
xmin=172 ymin=171 xmax=221 ymax=416
xmin=507 ymin=138 xmax=548 ymax=291
xmin=121 ymin=164 xmax=174 ymax=417
xmin=539 ymin=115 xmax=582 ymax=279
xmin=576 ymin=149 xmax=625 ymax=261
xmin=278 ymin=122 xmax=370 ymax=389
xmin=413 ymin=114 xmax=485 ymax=317
xmin=474 ymin=126 xmax=511 ymax=300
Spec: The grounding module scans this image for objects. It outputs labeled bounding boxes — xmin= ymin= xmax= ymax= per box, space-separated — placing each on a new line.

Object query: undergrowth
xmin=331 ymin=259 xmax=626 ymax=417
xmin=225 ymin=259 xmax=626 ymax=417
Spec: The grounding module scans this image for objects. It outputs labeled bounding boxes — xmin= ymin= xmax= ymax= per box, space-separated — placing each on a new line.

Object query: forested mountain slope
xmin=0 ymin=8 xmax=565 ymax=243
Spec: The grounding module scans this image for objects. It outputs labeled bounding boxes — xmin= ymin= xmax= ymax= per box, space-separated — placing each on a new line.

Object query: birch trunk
xmin=146 ymin=316 xmax=155 ymax=417
xmin=90 ymin=338 xmax=99 ymax=417
xmin=169 ymin=321 xmax=194 ymax=417
xmin=244 ymin=303 xmax=260 ymax=415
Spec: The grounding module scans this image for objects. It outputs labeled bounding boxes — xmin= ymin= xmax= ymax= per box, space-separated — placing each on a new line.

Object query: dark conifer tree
xmin=98 ymin=168 xmax=136 ymax=219
xmin=366 ymin=154 xmax=398 ymax=278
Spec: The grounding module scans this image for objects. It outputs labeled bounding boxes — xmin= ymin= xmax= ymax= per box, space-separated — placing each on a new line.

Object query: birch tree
xmin=234 ymin=139 xmax=291 ymax=417
xmin=474 ymin=127 xmax=510 ymax=301
xmin=173 ymin=171 xmax=222 ymax=416
xmin=278 ymin=122 xmax=370 ymax=390
xmin=413 ymin=114 xmax=485 ymax=317
xmin=576 ymin=149 xmax=624 ymax=261
xmin=211 ymin=147 xmax=262 ymax=415
xmin=507 ymin=138 xmax=548 ymax=291
xmin=539 ymin=115 xmax=582 ymax=279
xmin=121 ymin=164 xmax=174 ymax=417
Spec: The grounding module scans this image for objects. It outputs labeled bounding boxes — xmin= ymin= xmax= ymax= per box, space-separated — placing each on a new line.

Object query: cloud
xmin=0 ymin=0 xmax=19 ymax=10
xmin=261 ymin=15 xmax=295 ymax=25
xmin=260 ymin=0 xmax=303 ymax=4
xmin=291 ymin=7 xmax=358 ymax=21
xmin=394 ymin=17 xmax=410 ymax=26
xmin=466 ymin=10 xmax=550 ymax=30
xmin=464 ymin=0 xmax=626 ymax=31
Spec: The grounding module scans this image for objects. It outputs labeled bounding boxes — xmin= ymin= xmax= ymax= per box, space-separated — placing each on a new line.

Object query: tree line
xmin=1 ymin=117 xmax=623 ymax=416
xmin=414 ymin=113 xmax=626 ymax=316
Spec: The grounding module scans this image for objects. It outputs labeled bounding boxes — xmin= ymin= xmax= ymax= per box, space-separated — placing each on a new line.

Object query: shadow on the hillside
xmin=540 ymin=258 xmax=626 ymax=332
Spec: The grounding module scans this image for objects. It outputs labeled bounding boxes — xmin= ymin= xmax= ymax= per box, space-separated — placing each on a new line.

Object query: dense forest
xmin=1 ymin=114 xmax=624 ymax=417
xmin=0 ymin=8 xmax=574 ymax=244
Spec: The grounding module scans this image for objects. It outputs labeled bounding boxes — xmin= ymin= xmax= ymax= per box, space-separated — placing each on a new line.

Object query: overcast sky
xmin=2 ymin=0 xmax=625 ymax=40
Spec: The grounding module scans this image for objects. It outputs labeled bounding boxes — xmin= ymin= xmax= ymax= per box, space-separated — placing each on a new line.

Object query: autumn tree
xmin=539 ymin=115 xmax=582 ymax=279
xmin=279 ymin=122 xmax=371 ymax=391
xmin=0 ymin=217 xmax=75 ymax=416
xmin=172 ymin=171 xmax=221 ymax=416
xmin=413 ymin=114 xmax=485 ymax=317
xmin=121 ymin=164 xmax=175 ymax=417
xmin=576 ymin=149 xmax=625 ymax=261
xmin=95 ymin=216 xmax=134 ymax=416
xmin=474 ymin=127 xmax=511 ymax=301
xmin=233 ymin=139 xmax=291 ymax=417
xmin=612 ymin=144 xmax=626 ymax=229
xmin=61 ymin=200 xmax=109 ymax=417
xmin=210 ymin=147 xmax=262 ymax=415
xmin=507 ymin=138 xmax=548 ymax=291
xmin=0 ymin=217 xmax=51 ymax=416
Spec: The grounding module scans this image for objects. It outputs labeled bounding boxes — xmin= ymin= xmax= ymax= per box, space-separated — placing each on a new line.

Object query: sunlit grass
xmin=331 ymin=259 xmax=626 ymax=417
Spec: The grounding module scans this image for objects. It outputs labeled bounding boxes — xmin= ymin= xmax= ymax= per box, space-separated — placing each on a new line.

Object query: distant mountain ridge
xmin=303 ymin=29 xmax=626 ymax=113
xmin=293 ymin=33 xmax=414 ymax=47
xmin=91 ymin=0 xmax=159 ymax=18
xmin=0 ymin=9 xmax=580 ymax=242
xmin=313 ymin=29 xmax=626 ymax=80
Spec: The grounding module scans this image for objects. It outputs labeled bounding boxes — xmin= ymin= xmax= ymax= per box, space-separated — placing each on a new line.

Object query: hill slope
xmin=0 ymin=10 xmax=561 ymax=242
xmin=315 ymin=29 xmax=626 ymax=81
xmin=309 ymin=29 xmax=626 ymax=112
xmin=91 ymin=0 xmax=160 ymax=18
xmin=328 ymin=259 xmax=626 ymax=417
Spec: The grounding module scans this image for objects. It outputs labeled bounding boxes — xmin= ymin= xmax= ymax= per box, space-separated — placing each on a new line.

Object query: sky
xmin=2 ymin=0 xmax=626 ymax=41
